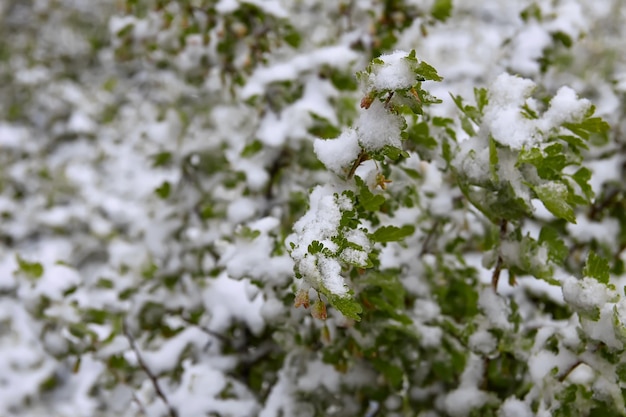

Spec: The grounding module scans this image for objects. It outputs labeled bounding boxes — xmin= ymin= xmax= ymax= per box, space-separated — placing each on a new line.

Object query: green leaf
xmin=308 ymin=240 xmax=324 ymax=254
xmin=240 ymin=140 xmax=263 ymax=157
xmin=415 ymin=61 xmax=443 ymax=82
xmin=539 ymin=226 xmax=568 ymax=264
xmin=552 ymin=31 xmax=573 ymax=48
xmin=521 ymin=103 xmax=538 ymax=119
xmin=151 ymin=151 xmax=172 ymax=167
xmin=308 ymin=113 xmax=341 ymax=139
xmin=474 ymin=87 xmax=488 ymax=113
xmin=16 ymin=255 xmax=44 ymax=279
xmin=431 ymin=0 xmax=453 ymax=22
xmin=372 ymin=358 xmax=404 ymax=388
xmin=518 ymin=143 xmax=567 ymax=180
xmin=329 ymin=70 xmax=358 ymax=91
xmin=283 ymin=25 xmax=301 ymax=48
xmin=362 ymin=271 xmax=410 ymax=322
xmin=520 ymin=3 xmax=542 ymax=22
xmin=329 ymin=294 xmax=362 ymax=320
xmin=356 ymin=176 xmax=385 ymax=211
xmin=460 ymin=116 xmax=475 ymax=136
xmin=381 ymin=145 xmax=409 ymax=161
xmin=237 ymin=226 xmax=261 ymax=240
xmin=563 ymin=116 xmax=610 ymax=140
xmin=370 ymin=225 xmax=415 ymax=242
xmin=557 ymin=134 xmax=589 ymax=152
xmin=138 ymin=301 xmax=166 ymax=330
xmin=533 ymin=182 xmax=576 ymax=223
xmin=155 ymin=181 xmax=171 ymax=199
xmin=584 ymin=251 xmax=610 ymax=284
xmin=571 ymin=167 xmax=594 ymax=201
xmin=407 ymin=122 xmax=437 ymax=149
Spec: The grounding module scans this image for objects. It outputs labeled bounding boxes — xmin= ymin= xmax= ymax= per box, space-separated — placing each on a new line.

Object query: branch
xmin=419 ymin=219 xmax=440 ymax=256
xmin=588 ymin=187 xmax=620 ymax=221
xmin=123 ymin=321 xmax=178 ymax=417
xmin=180 ymin=315 xmax=229 ymax=344
xmin=383 ymin=91 xmax=395 ymax=110
xmin=347 ymin=150 xmax=369 ymax=180
xmin=492 ymin=219 xmax=508 ymax=291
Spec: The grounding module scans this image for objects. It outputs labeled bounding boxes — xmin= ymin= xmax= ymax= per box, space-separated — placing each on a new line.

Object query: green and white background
xmin=2 ymin=0 xmax=626 ymax=416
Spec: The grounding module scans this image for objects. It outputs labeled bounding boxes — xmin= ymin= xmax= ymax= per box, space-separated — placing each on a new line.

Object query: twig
xmin=347 ymin=151 xmax=369 ymax=180
xmin=558 ymin=360 xmax=583 ymax=383
xmin=492 ymin=219 xmax=508 ymax=291
xmin=419 ymin=219 xmax=440 ymax=256
xmin=383 ymin=91 xmax=395 ymax=109
xmin=123 ymin=321 xmax=178 ymax=417
xmin=588 ymin=188 xmax=620 ymax=220
xmin=132 ymin=392 xmax=148 ymax=416
xmin=180 ymin=315 xmax=229 ymax=344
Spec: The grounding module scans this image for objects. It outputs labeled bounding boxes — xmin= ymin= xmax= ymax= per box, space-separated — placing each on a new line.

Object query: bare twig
xmin=492 ymin=219 xmax=508 ymax=291
xmin=558 ymin=360 xmax=584 ymax=383
xmin=123 ymin=321 xmax=178 ymax=417
xmin=347 ymin=151 xmax=370 ymax=180
xmin=180 ymin=315 xmax=229 ymax=344
xmin=419 ymin=220 xmax=440 ymax=256
xmin=383 ymin=91 xmax=395 ymax=109
xmin=588 ymin=188 xmax=620 ymax=220
xmin=132 ymin=392 xmax=148 ymax=416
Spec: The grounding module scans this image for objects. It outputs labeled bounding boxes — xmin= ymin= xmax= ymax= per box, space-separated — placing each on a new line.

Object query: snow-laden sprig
xmin=454 ymin=73 xmax=608 ymax=224
xmin=451 ymin=73 xmax=609 ymax=288
xmin=290 ymin=50 xmax=442 ymax=319
xmin=314 ymin=50 xmax=443 ymax=178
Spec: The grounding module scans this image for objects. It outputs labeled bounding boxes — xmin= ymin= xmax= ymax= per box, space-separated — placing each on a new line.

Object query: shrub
xmin=1 ymin=1 xmax=626 ymax=416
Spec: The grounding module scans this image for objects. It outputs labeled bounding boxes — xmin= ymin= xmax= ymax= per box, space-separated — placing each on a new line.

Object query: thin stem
xmin=180 ymin=315 xmax=229 ymax=344
xmin=492 ymin=219 xmax=508 ymax=291
xmin=123 ymin=321 xmax=178 ymax=417
xmin=419 ymin=219 xmax=440 ymax=256
xmin=588 ymin=187 xmax=620 ymax=220
xmin=383 ymin=91 xmax=395 ymax=109
xmin=347 ymin=151 xmax=369 ymax=180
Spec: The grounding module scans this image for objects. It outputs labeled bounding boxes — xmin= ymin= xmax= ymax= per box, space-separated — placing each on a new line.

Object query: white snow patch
xmin=483 ymin=73 xmax=538 ymax=149
xmin=498 ymin=397 xmax=532 ymax=417
xmin=369 ymin=50 xmax=417 ymax=91
xmin=356 ymin=100 xmax=403 ymax=151
xmin=314 ymin=129 xmax=361 ymax=175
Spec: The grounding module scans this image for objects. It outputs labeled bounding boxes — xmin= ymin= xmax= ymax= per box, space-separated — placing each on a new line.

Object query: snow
xmin=369 ymin=50 xmax=418 ymax=91
xmin=241 ymin=46 xmax=359 ymax=99
xmin=227 ymin=197 xmax=257 ymax=223
xmin=444 ymin=354 xmax=492 ymax=417
xmin=0 ymin=123 xmax=30 ymax=149
xmin=499 ymin=397 xmax=532 ymax=417
xmin=483 ymin=73 xmax=538 ymax=150
xmin=3 ymin=0 xmax=626 ymax=415
xmin=469 ymin=330 xmax=497 ymax=354
xmin=288 ymin=185 xmax=355 ymax=297
xmin=540 ymin=86 xmax=590 ymax=130
xmin=567 ymin=216 xmax=619 ymax=249
xmin=170 ymin=361 xmax=258 ymax=417
xmin=202 ymin=273 xmax=266 ymax=335
xmin=561 ymin=276 xmax=616 ymax=315
xmin=314 ymin=129 xmax=361 ymax=175
xmin=508 ymin=23 xmax=552 ymax=75
xmin=478 ymin=288 xmax=513 ymax=330
xmin=356 ymin=100 xmax=403 ymax=151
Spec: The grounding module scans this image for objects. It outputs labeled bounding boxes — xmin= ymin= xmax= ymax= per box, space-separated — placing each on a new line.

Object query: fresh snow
xmin=369 ymin=50 xmax=418 ymax=91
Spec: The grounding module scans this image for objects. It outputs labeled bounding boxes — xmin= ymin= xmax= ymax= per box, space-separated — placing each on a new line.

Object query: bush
xmin=2 ymin=0 xmax=626 ymax=416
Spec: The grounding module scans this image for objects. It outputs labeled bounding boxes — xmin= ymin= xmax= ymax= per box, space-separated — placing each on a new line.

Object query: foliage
xmin=2 ymin=0 xmax=626 ymax=417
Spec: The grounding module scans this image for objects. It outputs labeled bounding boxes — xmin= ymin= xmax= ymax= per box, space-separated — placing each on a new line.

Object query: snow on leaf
xmin=370 ymin=225 xmax=415 ymax=243
xmin=583 ymin=251 xmax=610 ymax=284
xmin=533 ymin=182 xmax=576 ymax=223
